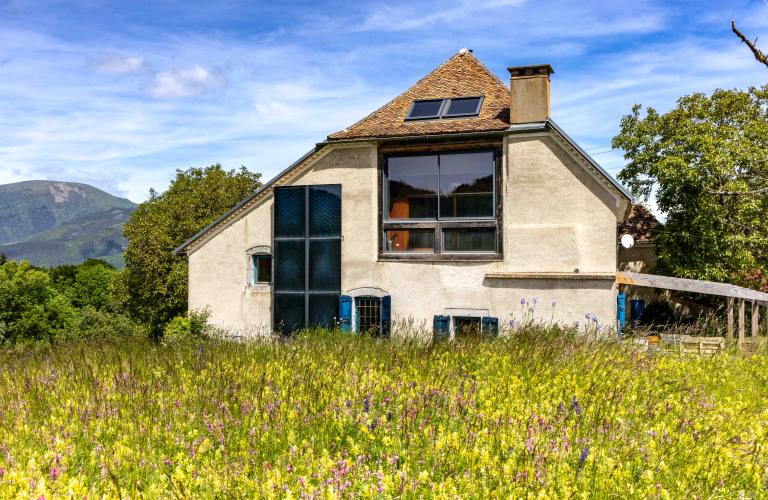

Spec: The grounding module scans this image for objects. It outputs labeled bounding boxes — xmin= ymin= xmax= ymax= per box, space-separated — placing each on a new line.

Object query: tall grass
xmin=0 ymin=326 xmax=766 ymax=499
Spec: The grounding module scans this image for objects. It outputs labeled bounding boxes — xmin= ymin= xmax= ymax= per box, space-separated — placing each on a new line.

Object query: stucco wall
xmin=187 ymin=134 xmax=623 ymax=336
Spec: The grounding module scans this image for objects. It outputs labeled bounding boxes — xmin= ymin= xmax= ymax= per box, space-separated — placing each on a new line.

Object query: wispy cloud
xmin=86 ymin=54 xmax=150 ymax=74
xmin=1 ymin=0 xmax=767 ymax=206
xmin=145 ymin=65 xmax=228 ymax=98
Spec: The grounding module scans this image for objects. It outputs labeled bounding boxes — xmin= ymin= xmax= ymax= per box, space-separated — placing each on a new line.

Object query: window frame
xmin=355 ymin=296 xmax=382 ymax=334
xmin=383 ymin=149 xmax=496 ymax=223
xmin=404 ymin=96 xmax=484 ymax=122
xmin=378 ymin=142 xmax=503 ymax=262
xmin=441 ymin=96 xmax=485 ymax=118
xmin=253 ymin=254 xmax=273 ymax=284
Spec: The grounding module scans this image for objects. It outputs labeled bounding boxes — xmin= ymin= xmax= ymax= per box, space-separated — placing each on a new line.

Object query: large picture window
xmin=381 ymin=148 xmax=500 ymax=259
xmin=385 ymin=151 xmax=494 ymax=221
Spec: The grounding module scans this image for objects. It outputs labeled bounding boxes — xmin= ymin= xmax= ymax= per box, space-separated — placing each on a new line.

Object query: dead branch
xmin=706 ymin=187 xmax=768 ymax=196
xmin=733 ymin=20 xmax=768 ymax=69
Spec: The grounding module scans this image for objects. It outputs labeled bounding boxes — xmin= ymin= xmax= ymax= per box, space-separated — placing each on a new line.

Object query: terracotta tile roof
xmin=621 ymin=204 xmax=659 ymax=243
xmin=327 ymin=49 xmax=511 ymax=141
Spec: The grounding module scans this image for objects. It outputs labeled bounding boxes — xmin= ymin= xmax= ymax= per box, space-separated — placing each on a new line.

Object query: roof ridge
xmin=327 ymin=48 xmax=509 ymax=141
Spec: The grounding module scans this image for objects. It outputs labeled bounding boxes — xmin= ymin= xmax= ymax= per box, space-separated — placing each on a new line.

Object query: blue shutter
xmin=630 ymin=300 xmax=645 ymax=323
xmin=339 ymin=295 xmax=352 ymax=333
xmin=433 ymin=315 xmax=450 ymax=340
xmin=482 ymin=317 xmax=499 ymax=337
xmin=381 ymin=296 xmax=391 ymax=337
xmin=617 ymin=294 xmax=626 ymax=338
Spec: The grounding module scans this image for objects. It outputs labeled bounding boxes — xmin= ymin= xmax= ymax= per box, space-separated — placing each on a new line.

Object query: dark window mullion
xmin=304 ymin=185 xmax=309 ymax=329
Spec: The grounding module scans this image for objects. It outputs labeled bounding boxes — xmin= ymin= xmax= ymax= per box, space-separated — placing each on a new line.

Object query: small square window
xmin=253 ymin=255 xmax=272 ymax=283
xmin=356 ymin=298 xmax=381 ymax=334
xmin=405 ymin=99 xmax=446 ymax=120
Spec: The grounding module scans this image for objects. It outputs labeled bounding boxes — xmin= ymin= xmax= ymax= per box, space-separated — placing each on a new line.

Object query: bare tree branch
xmin=733 ymin=20 xmax=768 ymax=68
xmin=706 ymin=187 xmax=768 ymax=196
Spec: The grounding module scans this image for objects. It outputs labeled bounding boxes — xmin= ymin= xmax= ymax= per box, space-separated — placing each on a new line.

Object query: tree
xmin=123 ymin=164 xmax=262 ymax=335
xmin=67 ymin=264 xmax=115 ymax=311
xmin=612 ymin=87 xmax=768 ymax=284
xmin=0 ymin=260 xmax=78 ymax=343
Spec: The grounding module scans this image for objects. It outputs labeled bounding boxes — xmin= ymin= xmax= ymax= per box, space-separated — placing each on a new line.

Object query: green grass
xmin=1 ymin=327 xmax=766 ymax=499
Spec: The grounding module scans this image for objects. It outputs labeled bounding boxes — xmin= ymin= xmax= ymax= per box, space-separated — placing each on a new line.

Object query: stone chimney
xmin=507 ymin=64 xmax=554 ymax=124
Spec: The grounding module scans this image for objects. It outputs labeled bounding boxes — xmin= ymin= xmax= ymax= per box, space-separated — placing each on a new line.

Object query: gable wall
xmin=187 ymin=137 xmax=621 ymax=335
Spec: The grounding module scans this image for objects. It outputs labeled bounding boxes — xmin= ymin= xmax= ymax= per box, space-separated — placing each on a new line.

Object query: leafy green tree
xmin=0 ymin=260 xmax=78 ymax=343
xmin=613 ymin=86 xmax=768 ymax=283
xmin=123 ymin=164 xmax=262 ymax=335
xmin=67 ymin=264 xmax=115 ymax=310
xmin=49 ymin=259 xmax=115 ymax=295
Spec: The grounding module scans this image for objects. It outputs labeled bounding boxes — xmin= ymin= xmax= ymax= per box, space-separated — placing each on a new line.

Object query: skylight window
xmin=443 ymin=96 xmax=483 ymax=117
xmin=404 ymin=96 xmax=484 ymax=121
xmin=407 ymin=99 xmax=445 ymax=119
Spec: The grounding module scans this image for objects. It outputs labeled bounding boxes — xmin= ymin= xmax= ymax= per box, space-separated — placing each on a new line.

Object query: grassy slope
xmin=1 ymin=330 xmax=765 ymax=499
xmin=0 ymin=207 xmax=133 ymax=269
xmin=0 ymin=180 xmax=136 ymax=245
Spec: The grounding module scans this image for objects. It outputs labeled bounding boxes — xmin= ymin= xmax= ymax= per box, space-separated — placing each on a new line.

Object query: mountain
xmin=0 ymin=181 xmax=137 ymax=268
xmin=0 ymin=180 xmax=136 ymax=245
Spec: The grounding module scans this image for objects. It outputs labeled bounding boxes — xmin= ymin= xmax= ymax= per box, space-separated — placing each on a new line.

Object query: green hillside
xmin=0 ymin=207 xmax=133 ymax=269
xmin=0 ymin=180 xmax=136 ymax=245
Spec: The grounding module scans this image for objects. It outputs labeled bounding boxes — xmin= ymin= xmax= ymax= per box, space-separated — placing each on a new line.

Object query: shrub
xmin=163 ymin=308 xmax=212 ymax=344
xmin=55 ymin=306 xmax=147 ymax=342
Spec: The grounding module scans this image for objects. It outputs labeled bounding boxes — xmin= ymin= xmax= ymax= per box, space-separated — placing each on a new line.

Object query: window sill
xmin=379 ymin=253 xmax=502 ymax=262
xmin=248 ymin=283 xmax=273 ymax=292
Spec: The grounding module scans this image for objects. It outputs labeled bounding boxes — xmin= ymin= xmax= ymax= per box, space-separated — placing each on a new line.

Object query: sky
xmin=2 ymin=0 xmax=768 ymax=207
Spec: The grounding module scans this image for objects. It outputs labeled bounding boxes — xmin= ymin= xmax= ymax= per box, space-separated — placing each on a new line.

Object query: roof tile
xmin=327 ymin=50 xmax=511 ymax=141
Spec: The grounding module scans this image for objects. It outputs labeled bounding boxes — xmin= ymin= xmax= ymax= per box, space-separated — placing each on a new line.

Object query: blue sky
xmin=2 ymin=0 xmax=768 ymax=205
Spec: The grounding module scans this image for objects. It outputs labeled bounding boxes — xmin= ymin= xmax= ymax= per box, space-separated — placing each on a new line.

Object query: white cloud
xmin=146 ymin=65 xmax=228 ymax=98
xmin=87 ymin=55 xmax=150 ymax=74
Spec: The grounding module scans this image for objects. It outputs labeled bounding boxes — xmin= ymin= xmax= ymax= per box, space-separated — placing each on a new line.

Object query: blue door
xmin=617 ymin=294 xmax=626 ymax=338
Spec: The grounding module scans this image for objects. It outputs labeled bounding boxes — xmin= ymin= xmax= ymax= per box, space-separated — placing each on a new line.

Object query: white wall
xmin=187 ymin=134 xmax=625 ymax=336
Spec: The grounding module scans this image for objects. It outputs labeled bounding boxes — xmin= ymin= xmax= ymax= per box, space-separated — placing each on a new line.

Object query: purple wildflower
xmin=571 ymin=395 xmax=583 ymax=418
xmin=552 ymin=301 xmax=556 ymax=307
xmin=575 ymin=321 xmax=580 ymax=327
xmin=585 ymin=313 xmax=591 ymax=319
xmin=521 ymin=298 xmax=526 ymax=305
xmin=363 ymin=394 xmax=370 ymax=413
xmin=592 ymin=315 xmax=598 ymax=323
xmin=578 ymin=446 xmax=590 ymax=469
xmin=532 ymin=297 xmax=538 ymax=304
xmin=509 ymin=319 xmax=514 ymax=326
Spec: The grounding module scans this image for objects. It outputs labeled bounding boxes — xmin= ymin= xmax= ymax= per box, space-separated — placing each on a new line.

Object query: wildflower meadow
xmin=1 ymin=324 xmax=767 ymax=499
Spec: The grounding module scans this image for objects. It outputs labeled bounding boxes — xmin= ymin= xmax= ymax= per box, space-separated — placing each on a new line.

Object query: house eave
xmin=319 ymin=129 xmax=506 ymax=147
xmin=173 ymin=146 xmax=322 ymax=256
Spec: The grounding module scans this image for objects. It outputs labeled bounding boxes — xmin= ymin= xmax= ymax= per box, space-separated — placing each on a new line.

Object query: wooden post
xmin=739 ymin=299 xmax=745 ymax=348
xmin=752 ymin=300 xmax=760 ymax=338
xmin=727 ymin=296 xmax=734 ymax=340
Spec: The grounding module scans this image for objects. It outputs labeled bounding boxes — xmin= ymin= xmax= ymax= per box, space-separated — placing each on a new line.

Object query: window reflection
xmin=387 ymin=155 xmax=438 ymax=220
xmin=386 ymin=230 xmax=435 ymax=252
xmin=443 ymin=228 xmax=496 ymax=252
xmin=439 ymin=151 xmax=494 ymax=219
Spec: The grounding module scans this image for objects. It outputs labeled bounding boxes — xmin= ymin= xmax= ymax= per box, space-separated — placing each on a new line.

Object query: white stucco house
xmin=174 ymin=49 xmax=635 ymax=337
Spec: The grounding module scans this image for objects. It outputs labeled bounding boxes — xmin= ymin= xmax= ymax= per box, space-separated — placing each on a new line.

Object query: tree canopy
xmin=612 ymin=86 xmax=768 ymax=286
xmin=123 ymin=164 xmax=262 ymax=335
